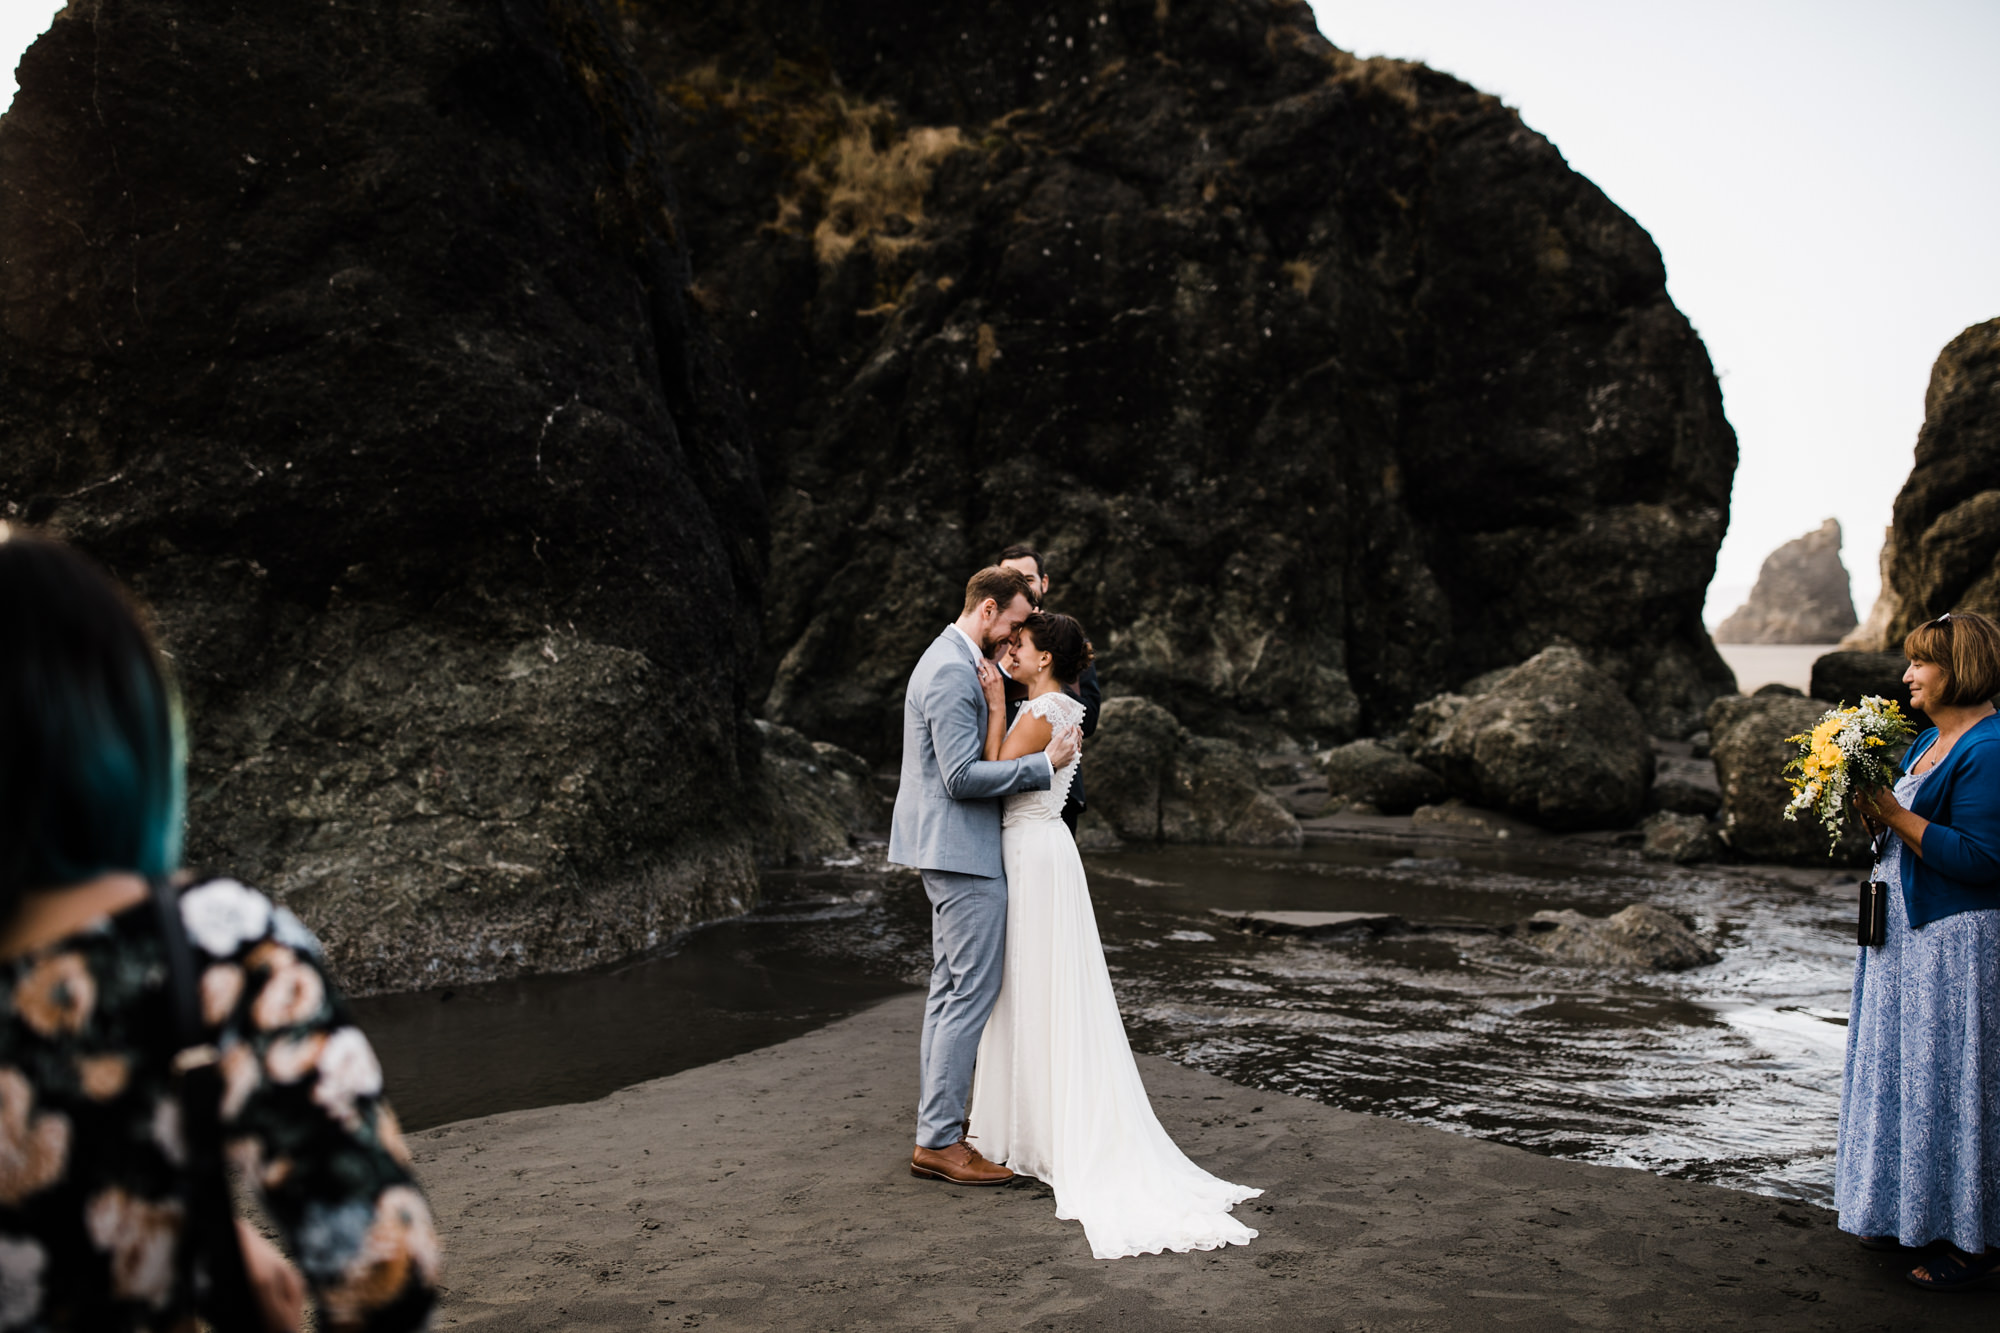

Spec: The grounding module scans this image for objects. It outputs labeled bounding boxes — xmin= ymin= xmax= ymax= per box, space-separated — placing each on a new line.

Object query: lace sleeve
xmin=1025 ymin=692 xmax=1087 ymax=730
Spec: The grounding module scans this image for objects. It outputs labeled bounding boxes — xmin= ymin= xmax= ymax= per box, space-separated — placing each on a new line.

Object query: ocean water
xmin=358 ymin=837 xmax=1859 ymax=1206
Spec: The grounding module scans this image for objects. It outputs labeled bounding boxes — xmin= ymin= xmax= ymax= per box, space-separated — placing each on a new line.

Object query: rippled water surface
xmin=359 ymin=836 xmax=1861 ymax=1204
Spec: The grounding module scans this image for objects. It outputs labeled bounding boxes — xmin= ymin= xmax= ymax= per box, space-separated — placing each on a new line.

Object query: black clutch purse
xmin=1859 ymin=880 xmax=1889 ymax=947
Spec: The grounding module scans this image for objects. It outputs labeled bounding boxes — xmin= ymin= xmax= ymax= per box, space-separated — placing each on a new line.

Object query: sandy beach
xmin=411 ymin=992 xmax=1988 ymax=1331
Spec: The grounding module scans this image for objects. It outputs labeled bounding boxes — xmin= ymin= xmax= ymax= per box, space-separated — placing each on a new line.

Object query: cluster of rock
xmin=1713 ymin=519 xmax=1858 ymax=644
xmin=1846 ymin=318 xmax=2000 ymax=647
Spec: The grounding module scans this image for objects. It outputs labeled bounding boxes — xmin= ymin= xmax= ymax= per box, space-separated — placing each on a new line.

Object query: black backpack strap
xmin=148 ymin=877 xmax=261 ymax=1332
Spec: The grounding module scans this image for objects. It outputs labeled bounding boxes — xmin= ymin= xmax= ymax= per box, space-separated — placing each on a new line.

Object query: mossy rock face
xmin=633 ymin=0 xmax=1737 ymax=754
xmin=0 ymin=1 xmax=767 ymax=993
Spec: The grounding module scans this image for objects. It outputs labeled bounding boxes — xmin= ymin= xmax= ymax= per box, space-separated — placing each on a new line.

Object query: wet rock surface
xmin=0 ymin=1 xmax=767 ymax=993
xmin=631 ymin=0 xmax=1737 ymax=752
xmin=1709 ymin=694 xmax=1872 ymax=866
xmin=1713 ymin=518 xmax=1858 ymax=644
xmin=1522 ymin=904 xmax=1718 ymax=971
xmin=1649 ymin=751 xmax=1723 ymax=816
xmin=1087 ymin=698 xmax=1303 ymax=846
xmin=752 ymin=721 xmax=890 ymax=864
xmin=1858 ymin=318 xmax=2000 ymax=644
xmin=1316 ymin=739 xmax=1447 ymax=815
xmin=1414 ymin=645 xmax=1655 ymax=830
xmin=1640 ymin=811 xmax=1722 ymax=864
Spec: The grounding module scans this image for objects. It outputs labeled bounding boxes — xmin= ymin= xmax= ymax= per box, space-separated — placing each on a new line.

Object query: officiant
xmin=995 ymin=544 xmax=1101 ymax=835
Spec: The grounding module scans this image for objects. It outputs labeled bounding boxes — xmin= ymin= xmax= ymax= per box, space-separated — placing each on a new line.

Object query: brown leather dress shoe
xmin=910 ymin=1140 xmax=1014 ymax=1185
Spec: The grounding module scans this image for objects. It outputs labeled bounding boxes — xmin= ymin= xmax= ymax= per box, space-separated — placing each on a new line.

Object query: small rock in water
xmin=1640 ymin=811 xmax=1721 ymax=864
xmin=1214 ymin=910 xmax=1405 ymax=938
xmin=1522 ymin=905 xmax=1718 ymax=971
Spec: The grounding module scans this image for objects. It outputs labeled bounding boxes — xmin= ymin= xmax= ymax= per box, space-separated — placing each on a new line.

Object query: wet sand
xmin=412 ymin=993 xmax=1988 ymax=1331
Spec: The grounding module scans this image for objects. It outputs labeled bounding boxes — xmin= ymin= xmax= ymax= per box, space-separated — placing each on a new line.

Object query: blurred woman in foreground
xmin=1842 ymin=610 xmax=2000 ymax=1290
xmin=0 ymin=527 xmax=438 ymax=1330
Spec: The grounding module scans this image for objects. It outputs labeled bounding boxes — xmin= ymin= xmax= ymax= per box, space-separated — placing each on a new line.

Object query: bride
xmin=968 ymin=611 xmax=1261 ymax=1259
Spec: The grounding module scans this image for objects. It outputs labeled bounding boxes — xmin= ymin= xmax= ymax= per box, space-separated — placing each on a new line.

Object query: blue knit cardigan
xmin=1900 ymin=712 xmax=2000 ymax=928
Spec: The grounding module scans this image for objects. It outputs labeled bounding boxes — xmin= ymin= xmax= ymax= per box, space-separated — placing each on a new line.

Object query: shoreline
xmin=411 ymin=992 xmax=1985 ymax=1330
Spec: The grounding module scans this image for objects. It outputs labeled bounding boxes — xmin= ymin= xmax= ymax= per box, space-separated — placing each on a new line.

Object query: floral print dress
xmin=0 ymin=877 xmax=438 ymax=1331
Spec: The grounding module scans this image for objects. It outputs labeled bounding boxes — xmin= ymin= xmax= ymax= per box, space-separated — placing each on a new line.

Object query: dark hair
xmin=0 ymin=530 xmax=185 ymax=908
xmin=961 ymin=564 xmax=1037 ymax=617
xmin=1903 ymin=611 xmax=2000 ymax=706
xmin=1018 ymin=611 xmax=1093 ymax=685
xmin=996 ymin=543 xmax=1043 ymax=578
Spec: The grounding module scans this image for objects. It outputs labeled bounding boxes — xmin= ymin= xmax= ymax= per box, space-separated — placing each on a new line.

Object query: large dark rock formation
xmin=1850 ymin=318 xmax=2000 ymax=645
xmin=1085 ymin=698 xmax=1301 ymax=846
xmin=0 ymin=0 xmax=767 ymax=993
xmin=1713 ymin=519 xmax=1857 ymax=644
xmin=628 ymin=0 xmax=1738 ymax=752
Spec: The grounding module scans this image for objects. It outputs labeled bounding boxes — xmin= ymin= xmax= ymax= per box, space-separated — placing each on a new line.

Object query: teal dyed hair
xmin=0 ymin=531 xmax=186 ymax=906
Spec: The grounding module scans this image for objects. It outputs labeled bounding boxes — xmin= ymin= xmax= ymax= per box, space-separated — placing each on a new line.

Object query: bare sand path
xmin=413 ymin=993 xmax=1988 ymax=1331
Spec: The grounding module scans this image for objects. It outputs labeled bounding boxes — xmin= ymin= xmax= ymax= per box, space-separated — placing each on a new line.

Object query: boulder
xmin=1317 ymin=739 xmax=1448 ymax=814
xmin=1087 ymin=698 xmax=1303 ymax=847
xmin=1811 ymin=651 xmax=1930 ymax=730
xmin=1521 ymin=905 xmax=1718 ymax=971
xmin=752 ymin=721 xmax=892 ymax=864
xmin=1861 ymin=319 xmax=2000 ymax=644
xmin=1708 ymin=694 xmax=1873 ymax=865
xmin=0 ymin=1 xmax=768 ymax=993
xmin=1640 ymin=812 xmax=1721 ymax=864
xmin=1414 ymin=646 xmax=1654 ymax=830
xmin=1649 ymin=756 xmax=1723 ymax=816
xmin=635 ymin=0 xmax=1738 ymax=750
xmin=1713 ymin=519 xmax=1858 ymax=643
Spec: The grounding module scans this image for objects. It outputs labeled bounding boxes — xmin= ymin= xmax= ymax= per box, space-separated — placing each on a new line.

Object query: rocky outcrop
xmin=0 ymin=1 xmax=768 ymax=993
xmin=1810 ymin=651 xmax=1929 ymax=730
xmin=1522 ymin=906 xmax=1717 ymax=971
xmin=1709 ymin=694 xmax=1872 ymax=865
xmin=1316 ymin=739 xmax=1446 ymax=814
xmin=1713 ymin=519 xmax=1857 ymax=644
xmin=752 ymin=722 xmax=891 ymax=864
xmin=1857 ymin=319 xmax=2000 ymax=644
xmin=1411 ymin=646 xmax=1654 ymax=830
xmin=1085 ymin=698 xmax=1302 ymax=846
xmin=629 ymin=0 xmax=1738 ymax=750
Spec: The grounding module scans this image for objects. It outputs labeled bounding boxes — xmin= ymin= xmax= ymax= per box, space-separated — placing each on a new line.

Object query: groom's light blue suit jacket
xmin=888 ymin=626 xmax=1053 ymax=878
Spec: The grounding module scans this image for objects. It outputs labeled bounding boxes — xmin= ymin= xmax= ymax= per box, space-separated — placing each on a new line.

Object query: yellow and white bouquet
xmin=1782 ymin=696 xmax=1916 ymax=853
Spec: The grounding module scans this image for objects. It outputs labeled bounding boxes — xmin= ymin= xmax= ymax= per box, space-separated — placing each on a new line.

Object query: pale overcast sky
xmin=9 ymin=3 xmax=1999 ymax=627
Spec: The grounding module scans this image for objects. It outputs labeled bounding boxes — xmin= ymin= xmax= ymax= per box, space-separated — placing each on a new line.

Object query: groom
xmin=890 ymin=565 xmax=1079 ymax=1185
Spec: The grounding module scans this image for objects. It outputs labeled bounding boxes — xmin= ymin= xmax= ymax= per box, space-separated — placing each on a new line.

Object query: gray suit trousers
xmin=916 ymin=867 xmax=1007 ymax=1149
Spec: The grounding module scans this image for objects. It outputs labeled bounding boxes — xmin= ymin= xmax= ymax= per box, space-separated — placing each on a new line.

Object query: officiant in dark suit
xmin=997 ymin=544 xmax=1101 ymax=835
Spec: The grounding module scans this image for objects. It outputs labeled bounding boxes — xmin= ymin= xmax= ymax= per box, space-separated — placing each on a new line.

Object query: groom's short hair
xmin=962 ymin=565 xmax=1037 ymax=616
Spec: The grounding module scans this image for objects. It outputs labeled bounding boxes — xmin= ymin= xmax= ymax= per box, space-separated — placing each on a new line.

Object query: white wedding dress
xmin=967 ymin=691 xmax=1261 ymax=1259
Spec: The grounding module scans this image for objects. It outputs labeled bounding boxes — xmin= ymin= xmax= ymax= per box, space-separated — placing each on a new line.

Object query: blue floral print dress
xmin=1836 ymin=765 xmax=2000 ymax=1252
xmin=0 ymin=877 xmax=437 ymax=1331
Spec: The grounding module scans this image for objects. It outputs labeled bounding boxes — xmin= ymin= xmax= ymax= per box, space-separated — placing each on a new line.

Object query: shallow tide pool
xmin=357 ymin=836 xmax=1861 ymax=1205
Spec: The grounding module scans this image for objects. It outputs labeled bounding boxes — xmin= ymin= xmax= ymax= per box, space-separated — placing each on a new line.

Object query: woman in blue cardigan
xmin=1842 ymin=611 xmax=2000 ymax=1289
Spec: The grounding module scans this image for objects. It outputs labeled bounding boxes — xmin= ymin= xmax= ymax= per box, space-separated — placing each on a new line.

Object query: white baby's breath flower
xmin=179 ymin=880 xmax=272 ymax=958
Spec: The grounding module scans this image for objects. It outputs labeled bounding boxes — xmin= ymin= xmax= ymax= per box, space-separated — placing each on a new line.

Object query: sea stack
xmin=1714 ymin=519 xmax=1858 ymax=644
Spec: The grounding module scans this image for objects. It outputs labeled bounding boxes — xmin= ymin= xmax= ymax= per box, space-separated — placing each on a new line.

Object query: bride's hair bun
xmin=1020 ymin=611 xmax=1092 ymax=685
